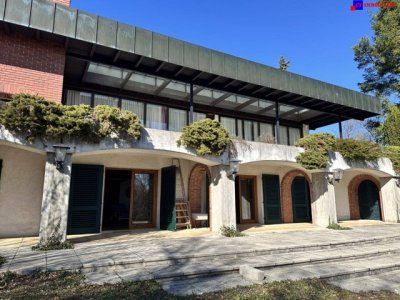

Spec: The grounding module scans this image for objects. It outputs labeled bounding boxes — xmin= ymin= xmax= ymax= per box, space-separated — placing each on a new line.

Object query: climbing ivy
xmin=0 ymin=94 xmax=141 ymax=143
xmin=177 ymin=119 xmax=230 ymax=156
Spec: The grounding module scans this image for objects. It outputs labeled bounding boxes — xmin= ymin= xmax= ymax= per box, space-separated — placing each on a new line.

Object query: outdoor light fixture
xmin=328 ymin=168 xmax=344 ymax=185
xmin=228 ymin=159 xmax=241 ymax=180
xmin=53 ymin=145 xmax=71 ymax=171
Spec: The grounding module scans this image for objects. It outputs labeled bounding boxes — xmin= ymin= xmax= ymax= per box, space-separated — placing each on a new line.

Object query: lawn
xmin=0 ymin=271 xmax=398 ymax=300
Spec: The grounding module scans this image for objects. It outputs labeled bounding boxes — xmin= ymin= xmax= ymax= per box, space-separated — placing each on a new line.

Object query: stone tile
xmin=8 ymin=252 xmax=46 ymax=275
xmin=84 ymin=271 xmax=122 ymax=285
xmin=116 ymin=268 xmax=153 ymax=282
xmin=265 ymin=266 xmax=316 ymax=282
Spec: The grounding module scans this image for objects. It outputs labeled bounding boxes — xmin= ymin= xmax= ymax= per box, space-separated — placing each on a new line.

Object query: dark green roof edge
xmin=0 ymin=0 xmax=381 ymax=114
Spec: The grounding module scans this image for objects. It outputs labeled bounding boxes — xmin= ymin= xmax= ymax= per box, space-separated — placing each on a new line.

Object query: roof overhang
xmin=0 ymin=0 xmax=381 ymax=129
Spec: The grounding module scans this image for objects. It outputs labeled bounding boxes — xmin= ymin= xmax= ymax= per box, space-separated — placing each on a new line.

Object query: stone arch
xmin=281 ymin=169 xmax=312 ymax=223
xmin=348 ymin=174 xmax=383 ymax=220
xmin=188 ymin=164 xmax=211 ymax=227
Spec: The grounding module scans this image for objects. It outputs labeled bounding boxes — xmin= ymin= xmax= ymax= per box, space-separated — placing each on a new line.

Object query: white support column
xmin=210 ymin=165 xmax=236 ymax=232
xmin=380 ymin=178 xmax=400 ymax=222
xmin=311 ymin=172 xmax=337 ymax=227
xmin=39 ymin=152 xmax=72 ymax=243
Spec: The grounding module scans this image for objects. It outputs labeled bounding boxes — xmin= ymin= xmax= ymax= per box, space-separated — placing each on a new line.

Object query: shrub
xmin=177 ymin=119 xmax=230 ymax=156
xmin=295 ymin=133 xmax=336 ymax=153
xmin=384 ymin=146 xmax=400 ymax=175
xmin=32 ymin=236 xmax=74 ymax=251
xmin=296 ymin=151 xmax=328 ymax=170
xmin=335 ymin=139 xmax=382 ymax=161
xmin=327 ymin=223 xmax=351 ymax=230
xmin=0 ymin=256 xmax=6 ymax=267
xmin=0 ymin=94 xmax=141 ymax=143
xmin=220 ymin=225 xmax=245 ymax=237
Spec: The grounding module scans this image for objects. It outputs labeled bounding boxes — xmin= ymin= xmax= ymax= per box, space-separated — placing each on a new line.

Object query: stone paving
xmin=1 ymin=223 xmax=400 ymax=295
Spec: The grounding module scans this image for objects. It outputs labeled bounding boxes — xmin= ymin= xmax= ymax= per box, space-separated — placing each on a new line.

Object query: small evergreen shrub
xmin=220 ymin=225 xmax=245 ymax=237
xmin=295 ymin=133 xmax=336 ymax=170
xmin=327 ymin=223 xmax=351 ymax=230
xmin=383 ymin=146 xmax=400 ymax=175
xmin=177 ymin=119 xmax=230 ymax=156
xmin=296 ymin=151 xmax=328 ymax=170
xmin=0 ymin=94 xmax=141 ymax=143
xmin=335 ymin=139 xmax=382 ymax=161
xmin=32 ymin=236 xmax=74 ymax=251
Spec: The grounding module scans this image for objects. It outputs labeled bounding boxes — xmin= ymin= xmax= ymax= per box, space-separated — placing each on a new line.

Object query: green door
xmin=67 ymin=164 xmax=104 ymax=234
xmin=160 ymin=166 xmax=176 ymax=230
xmin=291 ymin=176 xmax=311 ymax=223
xmin=262 ymin=175 xmax=281 ymax=224
xmin=358 ymin=180 xmax=381 ymax=220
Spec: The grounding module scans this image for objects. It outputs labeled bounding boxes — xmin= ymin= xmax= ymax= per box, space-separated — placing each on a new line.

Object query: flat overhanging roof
xmin=0 ymin=0 xmax=381 ymax=129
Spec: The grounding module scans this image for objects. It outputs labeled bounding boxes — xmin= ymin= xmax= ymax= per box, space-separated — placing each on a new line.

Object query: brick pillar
xmin=39 ymin=152 xmax=72 ymax=243
xmin=210 ymin=165 xmax=236 ymax=232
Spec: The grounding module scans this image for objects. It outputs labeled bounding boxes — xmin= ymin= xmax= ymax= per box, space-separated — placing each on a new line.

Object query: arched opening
xmin=281 ymin=170 xmax=312 ymax=223
xmin=188 ymin=164 xmax=211 ymax=228
xmin=348 ymin=175 xmax=382 ymax=220
xmin=291 ymin=176 xmax=312 ymax=223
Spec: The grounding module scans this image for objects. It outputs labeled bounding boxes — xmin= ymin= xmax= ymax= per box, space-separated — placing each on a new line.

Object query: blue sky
xmin=71 ymin=0 xmax=377 ymax=136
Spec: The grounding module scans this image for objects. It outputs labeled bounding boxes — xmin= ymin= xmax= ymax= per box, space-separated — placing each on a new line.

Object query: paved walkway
xmin=1 ymin=223 xmax=400 ymax=295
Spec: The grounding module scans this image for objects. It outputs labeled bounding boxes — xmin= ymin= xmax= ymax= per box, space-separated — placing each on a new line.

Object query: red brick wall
xmin=188 ymin=164 xmax=211 ymax=227
xmin=50 ymin=0 xmax=70 ymax=6
xmin=281 ymin=170 xmax=312 ymax=223
xmin=348 ymin=174 xmax=382 ymax=220
xmin=0 ymin=32 xmax=65 ymax=103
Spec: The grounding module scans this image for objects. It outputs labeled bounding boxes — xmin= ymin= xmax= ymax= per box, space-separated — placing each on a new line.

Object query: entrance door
xmin=262 ymin=175 xmax=281 ymax=224
xmin=129 ymin=171 xmax=158 ymax=229
xmin=160 ymin=166 xmax=176 ymax=230
xmin=358 ymin=180 xmax=381 ymax=220
xmin=67 ymin=164 xmax=104 ymax=234
xmin=291 ymin=176 xmax=311 ymax=223
xmin=236 ymin=176 xmax=258 ymax=223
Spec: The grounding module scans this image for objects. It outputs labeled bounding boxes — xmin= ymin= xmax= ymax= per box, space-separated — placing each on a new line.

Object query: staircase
xmin=173 ymin=159 xmax=191 ymax=229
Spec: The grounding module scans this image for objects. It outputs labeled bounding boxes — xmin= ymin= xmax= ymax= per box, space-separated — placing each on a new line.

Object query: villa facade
xmin=0 ymin=0 xmax=399 ymax=240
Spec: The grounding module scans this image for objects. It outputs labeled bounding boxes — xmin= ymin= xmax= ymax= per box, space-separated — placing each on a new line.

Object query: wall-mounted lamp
xmin=328 ymin=168 xmax=344 ymax=185
xmin=227 ymin=159 xmax=241 ymax=180
xmin=53 ymin=145 xmax=71 ymax=171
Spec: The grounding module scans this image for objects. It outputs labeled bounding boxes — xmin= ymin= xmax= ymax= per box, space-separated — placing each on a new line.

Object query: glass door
xmin=129 ymin=170 xmax=158 ymax=229
xmin=237 ymin=176 xmax=258 ymax=223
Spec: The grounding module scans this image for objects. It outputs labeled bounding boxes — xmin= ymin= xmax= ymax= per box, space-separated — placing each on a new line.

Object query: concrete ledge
xmin=239 ymin=265 xmax=264 ymax=283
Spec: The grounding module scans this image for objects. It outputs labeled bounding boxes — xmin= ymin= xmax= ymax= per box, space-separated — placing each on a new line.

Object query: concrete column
xmin=39 ymin=152 xmax=72 ymax=243
xmin=380 ymin=178 xmax=400 ymax=222
xmin=210 ymin=165 xmax=236 ymax=232
xmin=311 ymin=172 xmax=337 ymax=227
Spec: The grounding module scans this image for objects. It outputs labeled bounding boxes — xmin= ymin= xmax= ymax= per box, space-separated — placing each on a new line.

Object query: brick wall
xmin=0 ymin=31 xmax=65 ymax=103
xmin=348 ymin=174 xmax=382 ymax=220
xmin=50 ymin=0 xmax=70 ymax=6
xmin=188 ymin=164 xmax=211 ymax=227
xmin=281 ymin=170 xmax=312 ymax=223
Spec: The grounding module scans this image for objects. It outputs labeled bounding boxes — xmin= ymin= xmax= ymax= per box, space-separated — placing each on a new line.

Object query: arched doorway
xmin=348 ymin=174 xmax=382 ymax=220
xmin=358 ymin=180 xmax=381 ymax=220
xmin=291 ymin=176 xmax=311 ymax=223
xmin=188 ymin=164 xmax=211 ymax=228
xmin=281 ymin=170 xmax=312 ymax=223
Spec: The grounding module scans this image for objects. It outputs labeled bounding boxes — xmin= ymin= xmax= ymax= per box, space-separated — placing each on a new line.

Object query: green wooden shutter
xmin=262 ymin=175 xmax=281 ymax=224
xmin=67 ymin=164 xmax=104 ymax=234
xmin=291 ymin=176 xmax=311 ymax=222
xmin=160 ymin=166 xmax=176 ymax=230
xmin=358 ymin=180 xmax=380 ymax=220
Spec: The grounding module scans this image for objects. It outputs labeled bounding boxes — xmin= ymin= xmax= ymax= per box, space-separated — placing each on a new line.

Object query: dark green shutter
xmin=358 ymin=180 xmax=381 ymax=220
xmin=262 ymin=175 xmax=282 ymax=224
xmin=291 ymin=176 xmax=311 ymax=222
xmin=160 ymin=166 xmax=176 ymax=230
xmin=67 ymin=164 xmax=104 ymax=234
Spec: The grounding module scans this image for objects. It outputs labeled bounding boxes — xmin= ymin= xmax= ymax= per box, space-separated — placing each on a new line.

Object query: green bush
xmin=295 ymin=133 xmax=336 ymax=153
xmin=0 ymin=94 xmax=141 ymax=143
xmin=220 ymin=225 xmax=245 ymax=237
xmin=327 ymin=223 xmax=351 ymax=230
xmin=177 ymin=119 xmax=230 ymax=156
xmin=384 ymin=146 xmax=400 ymax=175
xmin=296 ymin=151 xmax=328 ymax=170
xmin=335 ymin=139 xmax=382 ymax=161
xmin=32 ymin=237 xmax=74 ymax=251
